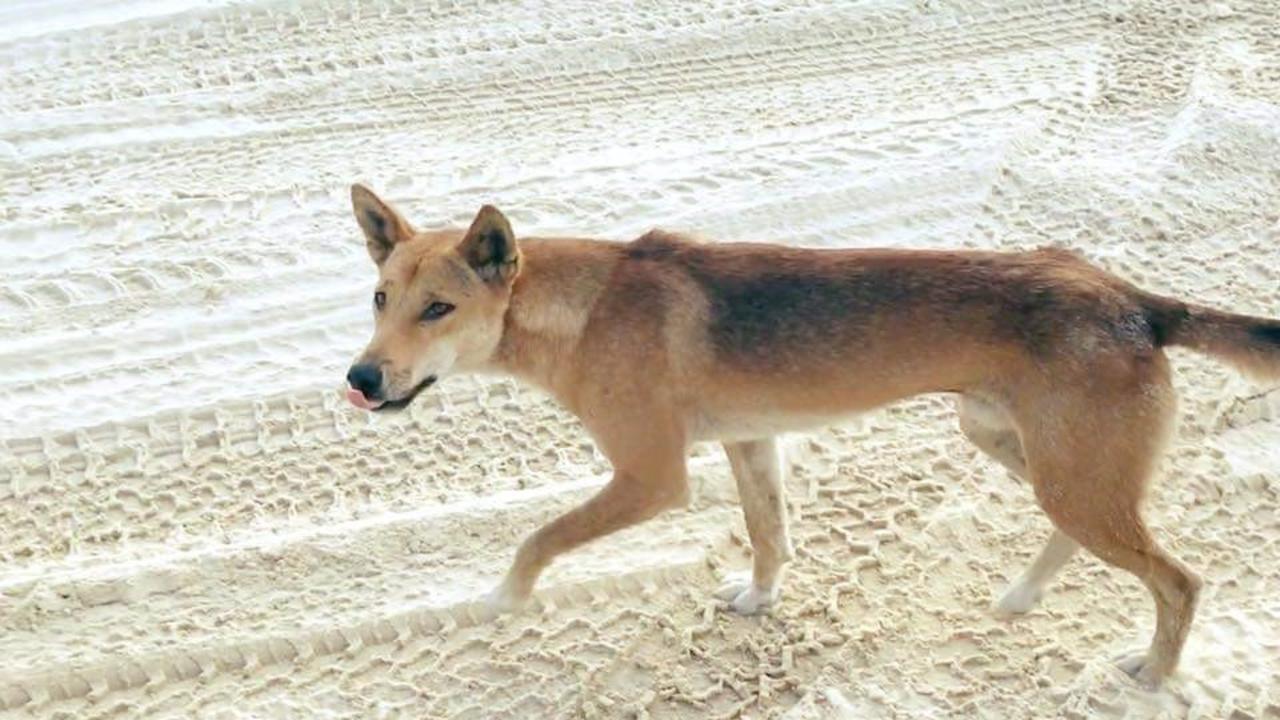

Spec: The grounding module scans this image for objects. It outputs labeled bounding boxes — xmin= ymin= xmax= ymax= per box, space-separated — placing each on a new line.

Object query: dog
xmin=342 ymin=184 xmax=1280 ymax=686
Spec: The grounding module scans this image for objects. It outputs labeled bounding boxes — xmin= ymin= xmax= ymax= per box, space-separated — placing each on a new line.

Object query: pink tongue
xmin=346 ymin=386 xmax=383 ymax=410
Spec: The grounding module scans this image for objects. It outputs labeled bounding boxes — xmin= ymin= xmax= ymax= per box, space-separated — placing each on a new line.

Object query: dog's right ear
xmin=351 ymin=184 xmax=415 ymax=265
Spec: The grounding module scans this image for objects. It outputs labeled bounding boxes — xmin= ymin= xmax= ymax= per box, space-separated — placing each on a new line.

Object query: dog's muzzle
xmin=343 ymin=373 xmax=437 ymax=412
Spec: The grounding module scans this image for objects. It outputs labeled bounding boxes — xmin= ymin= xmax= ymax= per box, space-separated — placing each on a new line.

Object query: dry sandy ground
xmin=1 ymin=0 xmax=1279 ymax=717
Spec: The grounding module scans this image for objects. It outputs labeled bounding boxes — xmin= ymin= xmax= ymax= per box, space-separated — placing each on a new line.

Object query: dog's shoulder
xmin=623 ymin=228 xmax=704 ymax=260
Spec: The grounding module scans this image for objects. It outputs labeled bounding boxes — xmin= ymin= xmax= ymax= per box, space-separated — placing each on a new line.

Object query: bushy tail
xmin=1143 ymin=293 xmax=1280 ymax=381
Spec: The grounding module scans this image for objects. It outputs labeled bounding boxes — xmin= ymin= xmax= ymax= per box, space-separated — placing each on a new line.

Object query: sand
xmin=1 ymin=0 xmax=1278 ymax=717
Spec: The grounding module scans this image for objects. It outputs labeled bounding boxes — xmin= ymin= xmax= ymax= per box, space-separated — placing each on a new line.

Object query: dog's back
xmin=587 ymin=234 xmax=1189 ymax=416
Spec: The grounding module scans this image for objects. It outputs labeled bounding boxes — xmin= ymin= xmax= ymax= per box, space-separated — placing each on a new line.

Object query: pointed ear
xmin=457 ymin=205 xmax=520 ymax=284
xmin=351 ymin=183 xmax=415 ymax=265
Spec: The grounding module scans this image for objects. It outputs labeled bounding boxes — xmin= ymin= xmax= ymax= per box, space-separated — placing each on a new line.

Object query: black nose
xmin=346 ymin=363 xmax=383 ymax=398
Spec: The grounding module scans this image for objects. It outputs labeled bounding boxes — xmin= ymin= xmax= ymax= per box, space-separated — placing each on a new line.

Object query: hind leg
xmin=1047 ymin=509 xmax=1200 ymax=686
xmin=993 ymin=530 xmax=1079 ymax=614
xmin=959 ymin=396 xmax=1079 ymax=614
xmin=1017 ymin=377 xmax=1200 ymax=686
xmin=959 ymin=396 xmax=1032 ymax=478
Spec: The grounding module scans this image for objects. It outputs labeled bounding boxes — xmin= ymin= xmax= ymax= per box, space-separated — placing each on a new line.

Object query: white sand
xmin=1 ymin=0 xmax=1278 ymax=717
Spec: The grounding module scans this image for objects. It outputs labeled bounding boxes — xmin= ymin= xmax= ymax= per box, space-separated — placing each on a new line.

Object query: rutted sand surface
xmin=2 ymin=0 xmax=1279 ymax=717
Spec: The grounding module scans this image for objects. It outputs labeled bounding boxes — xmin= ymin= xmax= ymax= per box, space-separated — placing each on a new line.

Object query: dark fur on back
xmin=1249 ymin=321 xmax=1280 ymax=346
xmin=624 ymin=233 xmax=1161 ymax=369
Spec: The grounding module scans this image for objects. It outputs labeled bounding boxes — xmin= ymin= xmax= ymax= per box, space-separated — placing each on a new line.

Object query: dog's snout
xmin=346 ymin=363 xmax=383 ymax=398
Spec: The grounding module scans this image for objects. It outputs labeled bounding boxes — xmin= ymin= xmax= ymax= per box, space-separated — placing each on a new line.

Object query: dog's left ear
xmin=458 ymin=205 xmax=520 ymax=284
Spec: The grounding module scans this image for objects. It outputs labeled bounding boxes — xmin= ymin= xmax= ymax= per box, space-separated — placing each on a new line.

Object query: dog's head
xmin=344 ymin=184 xmax=520 ymax=412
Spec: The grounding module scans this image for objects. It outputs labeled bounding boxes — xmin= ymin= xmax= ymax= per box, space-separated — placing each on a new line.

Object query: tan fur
xmin=346 ymin=185 xmax=1280 ymax=687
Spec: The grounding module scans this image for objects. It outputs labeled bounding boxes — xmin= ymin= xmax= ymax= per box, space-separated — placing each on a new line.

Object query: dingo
xmin=343 ymin=184 xmax=1279 ymax=686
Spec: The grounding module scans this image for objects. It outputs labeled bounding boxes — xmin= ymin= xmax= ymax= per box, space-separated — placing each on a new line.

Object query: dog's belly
xmin=692 ymin=410 xmax=851 ymax=442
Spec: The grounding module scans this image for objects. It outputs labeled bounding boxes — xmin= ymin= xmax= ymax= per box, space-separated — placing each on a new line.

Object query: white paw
xmin=714 ymin=571 xmax=778 ymax=615
xmin=485 ymin=582 xmax=529 ymax=615
xmin=994 ymin=582 xmax=1042 ymax=616
xmin=1116 ymin=652 xmax=1164 ymax=689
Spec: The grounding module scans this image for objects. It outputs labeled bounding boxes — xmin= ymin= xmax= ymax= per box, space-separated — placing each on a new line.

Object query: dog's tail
xmin=1142 ymin=292 xmax=1280 ymax=381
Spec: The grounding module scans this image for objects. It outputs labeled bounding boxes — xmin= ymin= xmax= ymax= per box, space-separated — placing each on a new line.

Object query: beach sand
xmin=1 ymin=0 xmax=1278 ymax=717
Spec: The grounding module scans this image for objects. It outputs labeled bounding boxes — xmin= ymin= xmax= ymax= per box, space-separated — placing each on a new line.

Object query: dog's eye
xmin=374 ymin=291 xmax=386 ymax=310
xmin=421 ymin=302 xmax=455 ymax=321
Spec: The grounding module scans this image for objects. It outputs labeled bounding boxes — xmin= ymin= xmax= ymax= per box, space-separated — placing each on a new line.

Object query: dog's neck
xmin=490 ymin=238 xmax=616 ymax=400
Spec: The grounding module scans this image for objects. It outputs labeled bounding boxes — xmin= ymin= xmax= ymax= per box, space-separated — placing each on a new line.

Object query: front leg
xmin=716 ymin=438 xmax=794 ymax=614
xmin=489 ymin=435 xmax=690 ymax=612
